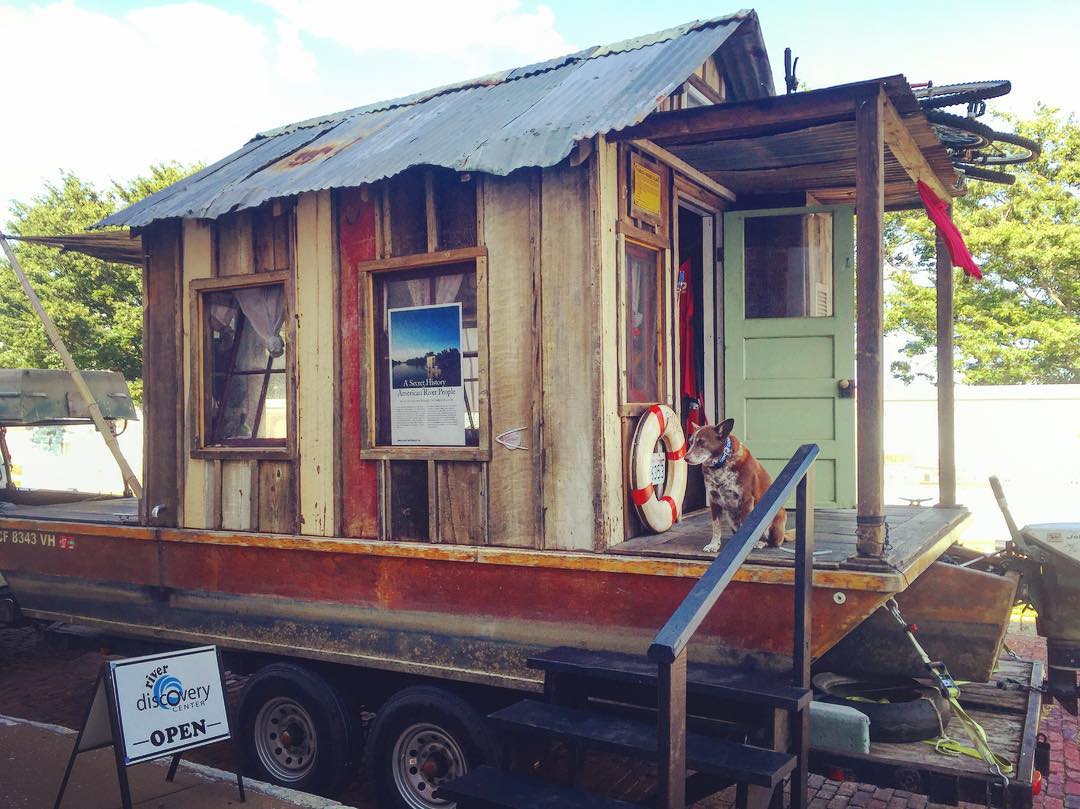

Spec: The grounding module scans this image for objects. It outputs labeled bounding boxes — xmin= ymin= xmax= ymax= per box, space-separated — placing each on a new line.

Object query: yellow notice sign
xmin=632 ymin=163 xmax=661 ymax=216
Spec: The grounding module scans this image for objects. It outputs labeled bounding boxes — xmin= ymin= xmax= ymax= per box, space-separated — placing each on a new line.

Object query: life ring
xmin=630 ymin=404 xmax=687 ymax=533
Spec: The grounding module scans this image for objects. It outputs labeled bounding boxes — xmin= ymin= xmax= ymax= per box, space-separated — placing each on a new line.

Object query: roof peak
xmin=255 ymin=10 xmax=756 ymax=141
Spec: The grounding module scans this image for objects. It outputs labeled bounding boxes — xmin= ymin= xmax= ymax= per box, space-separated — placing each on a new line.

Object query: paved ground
xmin=0 ymin=616 xmax=1069 ymax=808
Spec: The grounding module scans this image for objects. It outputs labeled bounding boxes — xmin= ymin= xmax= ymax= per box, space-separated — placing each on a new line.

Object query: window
xmin=744 ymin=212 xmax=834 ymax=319
xmin=624 ymin=240 xmax=663 ymax=403
xmin=198 ymin=277 xmax=290 ymax=449
xmin=373 ymin=261 xmax=480 ymax=447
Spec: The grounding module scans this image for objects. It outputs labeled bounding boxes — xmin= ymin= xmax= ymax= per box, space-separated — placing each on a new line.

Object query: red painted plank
xmin=337 ymin=188 xmax=380 ymax=537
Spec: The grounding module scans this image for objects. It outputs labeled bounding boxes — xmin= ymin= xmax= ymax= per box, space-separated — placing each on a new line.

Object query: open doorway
xmin=677 ymin=202 xmax=718 ymax=515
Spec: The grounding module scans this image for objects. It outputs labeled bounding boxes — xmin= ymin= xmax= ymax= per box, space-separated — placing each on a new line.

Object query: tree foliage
xmin=885 ymin=106 xmax=1080 ymax=384
xmin=0 ymin=163 xmax=200 ymax=401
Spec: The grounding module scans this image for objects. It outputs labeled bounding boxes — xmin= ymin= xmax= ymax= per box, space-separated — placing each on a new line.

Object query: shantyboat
xmin=0 ymin=11 xmax=1046 ymax=807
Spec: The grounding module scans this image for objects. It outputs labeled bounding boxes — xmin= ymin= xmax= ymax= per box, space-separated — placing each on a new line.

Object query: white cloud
xmin=256 ymin=0 xmax=570 ymax=63
xmin=0 ymin=1 xmax=572 ymax=221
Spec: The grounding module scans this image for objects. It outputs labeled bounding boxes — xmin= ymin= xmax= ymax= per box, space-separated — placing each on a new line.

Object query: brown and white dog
xmin=684 ymin=418 xmax=786 ymax=553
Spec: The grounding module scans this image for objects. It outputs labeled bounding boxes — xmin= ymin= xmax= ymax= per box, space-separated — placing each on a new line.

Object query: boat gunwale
xmin=0 ymin=510 xmax=970 ymax=593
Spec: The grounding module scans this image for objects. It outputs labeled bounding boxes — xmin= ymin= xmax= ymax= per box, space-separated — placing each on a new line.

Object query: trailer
xmin=0 ymin=10 xmax=1055 ymax=809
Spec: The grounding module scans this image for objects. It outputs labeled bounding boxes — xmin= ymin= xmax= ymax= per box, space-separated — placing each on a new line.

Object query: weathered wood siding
xmin=141 ymin=220 xmax=183 ymax=526
xmin=295 ymin=190 xmax=339 ymax=536
xmin=539 ymin=160 xmax=606 ymax=551
xmin=181 ymin=220 xmax=215 ymax=529
xmin=482 ymin=172 xmax=543 ymax=548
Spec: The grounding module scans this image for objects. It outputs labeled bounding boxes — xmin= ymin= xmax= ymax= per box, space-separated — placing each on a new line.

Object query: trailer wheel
xmin=238 ymin=663 xmax=357 ymax=796
xmin=367 ymin=686 xmax=498 ymax=809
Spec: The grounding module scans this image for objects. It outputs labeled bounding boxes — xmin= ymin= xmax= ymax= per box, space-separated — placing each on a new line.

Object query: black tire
xmin=915 ymin=80 xmax=1011 ymax=110
xmin=238 ymin=662 xmax=359 ymax=796
xmin=812 ymin=672 xmax=951 ymax=743
xmin=926 ymin=111 xmax=1040 ymax=165
xmin=956 ymin=163 xmax=1017 ymax=185
xmin=367 ymin=685 xmax=499 ymax=809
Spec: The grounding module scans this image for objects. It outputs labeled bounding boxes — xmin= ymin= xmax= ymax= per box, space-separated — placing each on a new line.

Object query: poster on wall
xmin=388 ymin=303 xmax=466 ymax=446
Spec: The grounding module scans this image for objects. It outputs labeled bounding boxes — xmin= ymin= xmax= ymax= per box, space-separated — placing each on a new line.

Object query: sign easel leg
xmin=166 ymin=753 xmax=182 ymax=783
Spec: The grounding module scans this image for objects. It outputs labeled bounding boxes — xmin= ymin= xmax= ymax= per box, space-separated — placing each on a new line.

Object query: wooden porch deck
xmin=610 ymin=505 xmax=969 ymax=573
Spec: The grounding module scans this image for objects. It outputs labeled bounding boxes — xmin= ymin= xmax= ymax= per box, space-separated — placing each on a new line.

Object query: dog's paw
xmin=754 ymin=540 xmax=767 ymax=549
xmin=702 ymin=540 xmax=722 ymax=553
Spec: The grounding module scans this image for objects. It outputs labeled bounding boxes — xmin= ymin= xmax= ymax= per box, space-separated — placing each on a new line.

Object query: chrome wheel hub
xmin=392 ymin=722 xmax=466 ymax=809
xmin=253 ymin=697 xmax=317 ymax=783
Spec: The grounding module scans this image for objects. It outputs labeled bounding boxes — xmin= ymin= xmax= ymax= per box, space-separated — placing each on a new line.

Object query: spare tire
xmin=813 ymin=672 xmax=951 ymax=743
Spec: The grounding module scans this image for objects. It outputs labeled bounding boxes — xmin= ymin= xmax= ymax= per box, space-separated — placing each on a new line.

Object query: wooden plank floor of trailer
xmin=610 ymin=505 xmax=968 ymax=573
xmin=520 ymin=656 xmax=1042 ymax=809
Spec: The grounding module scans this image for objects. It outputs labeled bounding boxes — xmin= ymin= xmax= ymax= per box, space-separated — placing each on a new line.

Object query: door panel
xmin=724 ymin=206 xmax=855 ymax=508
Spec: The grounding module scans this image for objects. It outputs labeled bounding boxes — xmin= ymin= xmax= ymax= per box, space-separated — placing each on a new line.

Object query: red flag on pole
xmin=917 ymin=180 xmax=982 ymax=279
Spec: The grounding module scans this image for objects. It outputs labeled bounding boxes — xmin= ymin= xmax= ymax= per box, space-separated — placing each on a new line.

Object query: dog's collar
xmin=708 ymin=436 xmax=733 ymax=469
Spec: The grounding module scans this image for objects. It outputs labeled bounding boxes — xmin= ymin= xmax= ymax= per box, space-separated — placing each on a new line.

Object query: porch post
xmin=935 ymin=225 xmax=957 ymax=507
xmin=854 ymin=88 xmax=886 ymax=557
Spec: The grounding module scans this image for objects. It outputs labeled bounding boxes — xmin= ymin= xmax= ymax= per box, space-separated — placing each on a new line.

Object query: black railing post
xmin=657 ymin=650 xmax=688 ymax=809
xmin=790 ymin=466 xmax=815 ymax=809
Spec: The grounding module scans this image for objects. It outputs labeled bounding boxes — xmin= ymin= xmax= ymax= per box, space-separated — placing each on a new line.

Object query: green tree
xmin=0 ymin=162 xmax=200 ymax=401
xmin=885 ymin=106 xmax=1080 ymax=384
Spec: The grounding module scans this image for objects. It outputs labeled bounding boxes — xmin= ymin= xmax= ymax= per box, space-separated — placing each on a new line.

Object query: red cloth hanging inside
xmin=917 ymin=180 xmax=982 ymax=280
xmin=678 ymin=258 xmax=707 ymax=430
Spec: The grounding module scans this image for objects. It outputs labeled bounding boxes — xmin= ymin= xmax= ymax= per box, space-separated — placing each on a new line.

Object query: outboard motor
xmin=991 ymin=476 xmax=1080 ymax=713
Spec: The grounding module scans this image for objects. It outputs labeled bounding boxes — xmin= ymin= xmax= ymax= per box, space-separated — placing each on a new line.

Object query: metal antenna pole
xmin=0 ymin=233 xmax=143 ymax=498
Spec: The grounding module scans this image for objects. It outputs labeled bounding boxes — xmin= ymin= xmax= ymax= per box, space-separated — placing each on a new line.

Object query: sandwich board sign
xmin=54 ymin=645 xmax=244 ymax=809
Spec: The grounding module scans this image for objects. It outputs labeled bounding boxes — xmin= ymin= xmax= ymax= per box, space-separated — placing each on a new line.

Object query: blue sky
xmin=390 ymin=304 xmax=461 ymax=363
xmin=0 ymin=0 xmax=1074 ymax=221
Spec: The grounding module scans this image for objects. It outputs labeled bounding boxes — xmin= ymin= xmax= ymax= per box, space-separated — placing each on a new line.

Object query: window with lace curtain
xmin=372 ymin=261 xmax=480 ymax=447
xmin=194 ymin=272 xmax=291 ymax=451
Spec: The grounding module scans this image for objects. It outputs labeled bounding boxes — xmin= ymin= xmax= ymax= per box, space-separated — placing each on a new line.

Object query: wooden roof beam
xmin=609 ymin=80 xmax=892 ymax=145
xmin=631 ymin=139 xmax=736 ymax=202
xmin=881 ymin=96 xmax=954 ymax=201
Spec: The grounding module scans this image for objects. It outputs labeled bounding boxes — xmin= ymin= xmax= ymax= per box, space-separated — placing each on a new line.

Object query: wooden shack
xmin=1 ymin=10 xmax=1014 ymax=685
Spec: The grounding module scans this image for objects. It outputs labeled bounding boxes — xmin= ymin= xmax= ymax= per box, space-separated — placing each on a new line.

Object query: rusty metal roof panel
xmin=98 ymin=11 xmax=771 ymax=229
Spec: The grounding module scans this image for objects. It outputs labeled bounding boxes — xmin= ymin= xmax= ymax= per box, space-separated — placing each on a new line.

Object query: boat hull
xmin=0 ymin=520 xmax=907 ymax=687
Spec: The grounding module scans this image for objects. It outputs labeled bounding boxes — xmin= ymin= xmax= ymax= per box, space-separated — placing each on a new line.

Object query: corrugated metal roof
xmin=97 ymin=11 xmax=772 ymax=229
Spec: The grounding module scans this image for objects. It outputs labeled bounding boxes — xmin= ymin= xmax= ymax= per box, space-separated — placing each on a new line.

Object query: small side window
xmin=624 ymin=240 xmax=663 ymax=403
xmin=200 ymin=281 xmax=289 ymax=448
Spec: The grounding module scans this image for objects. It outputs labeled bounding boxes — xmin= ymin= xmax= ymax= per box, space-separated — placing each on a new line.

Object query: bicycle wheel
xmin=956 ymin=163 xmax=1016 ymax=185
xmin=926 ymin=110 xmax=994 ymax=152
xmin=966 ymin=128 xmax=1041 ymax=166
xmin=914 ymin=80 xmax=1011 ymax=110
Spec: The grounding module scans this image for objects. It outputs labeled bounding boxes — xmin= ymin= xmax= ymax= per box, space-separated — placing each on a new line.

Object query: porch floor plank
xmin=608 ymin=505 xmax=968 ymax=573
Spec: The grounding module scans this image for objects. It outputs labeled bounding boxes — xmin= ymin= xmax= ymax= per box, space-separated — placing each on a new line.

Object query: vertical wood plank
xmin=141 ymin=220 xmax=183 ymax=526
xmin=482 ymin=173 xmax=542 ymax=548
xmin=216 ymin=210 xmax=254 ymax=276
xmin=657 ymin=652 xmax=687 ymax=809
xmin=296 ymin=190 xmax=339 ymax=536
xmin=595 ymin=137 xmax=625 ymax=549
xmin=258 ymin=460 xmax=295 ymax=533
xmin=220 ymin=460 xmax=257 ymax=531
xmin=435 ymin=462 xmax=486 ymax=544
xmin=790 ymin=466 xmax=815 ymax=809
xmin=182 ymin=220 xmax=214 ymax=528
xmin=935 ymin=225 xmax=957 ymax=507
xmin=854 ymin=88 xmax=886 ymax=557
xmin=337 ymin=188 xmax=380 ymax=537
xmin=540 ymin=161 xmax=599 ymax=551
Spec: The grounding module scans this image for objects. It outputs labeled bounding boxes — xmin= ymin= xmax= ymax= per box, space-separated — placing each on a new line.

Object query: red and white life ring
xmin=629 ymin=404 xmax=687 ymax=533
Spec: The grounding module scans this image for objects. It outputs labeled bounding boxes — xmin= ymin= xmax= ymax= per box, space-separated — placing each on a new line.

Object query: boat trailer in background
xmin=988 ymin=476 xmax=1080 ymax=714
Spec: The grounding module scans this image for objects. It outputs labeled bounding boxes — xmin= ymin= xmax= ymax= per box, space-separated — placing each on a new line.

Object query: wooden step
xmin=490 ymin=700 xmax=796 ymax=788
xmin=434 ymin=765 xmax=639 ymax=808
xmin=529 ymin=646 xmax=811 ymax=711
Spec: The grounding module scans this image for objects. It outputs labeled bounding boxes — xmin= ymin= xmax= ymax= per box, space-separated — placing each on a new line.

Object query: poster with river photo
xmin=388 ymin=303 xmax=466 ymax=446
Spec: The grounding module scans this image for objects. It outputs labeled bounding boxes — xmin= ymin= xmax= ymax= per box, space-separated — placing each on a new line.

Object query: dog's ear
xmin=717 ymin=418 xmax=735 ymax=438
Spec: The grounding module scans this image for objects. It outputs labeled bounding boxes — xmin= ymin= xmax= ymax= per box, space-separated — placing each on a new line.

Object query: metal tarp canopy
xmin=2 ymin=230 xmax=142 ymax=265
xmin=0 ymin=369 xmax=137 ymax=425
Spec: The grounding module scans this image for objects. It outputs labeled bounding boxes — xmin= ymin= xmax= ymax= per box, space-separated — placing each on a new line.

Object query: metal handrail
xmin=648 ymin=443 xmax=820 ymax=663
xmin=650 ymin=442 xmax=819 ymax=809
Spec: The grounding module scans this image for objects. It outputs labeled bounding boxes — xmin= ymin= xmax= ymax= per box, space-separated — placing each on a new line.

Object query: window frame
xmin=618 ymin=235 xmax=668 ymax=411
xmin=357 ymin=247 xmax=491 ymax=462
xmin=189 ymin=270 xmax=296 ymax=460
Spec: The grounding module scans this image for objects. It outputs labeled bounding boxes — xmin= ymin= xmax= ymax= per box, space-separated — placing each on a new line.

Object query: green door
xmin=723 ymin=206 xmax=855 ymax=508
